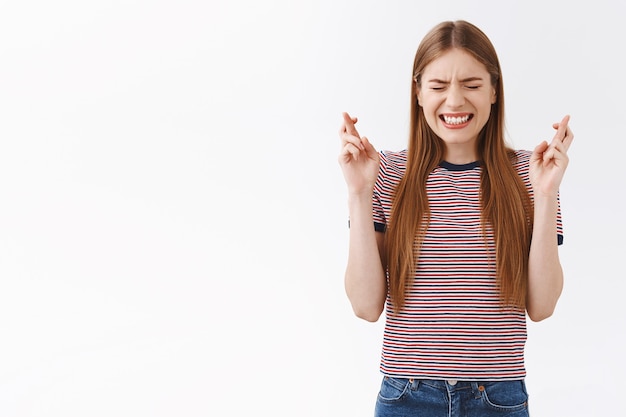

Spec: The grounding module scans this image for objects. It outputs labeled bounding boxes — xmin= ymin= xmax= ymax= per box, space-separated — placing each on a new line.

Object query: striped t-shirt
xmin=371 ymin=149 xmax=563 ymax=381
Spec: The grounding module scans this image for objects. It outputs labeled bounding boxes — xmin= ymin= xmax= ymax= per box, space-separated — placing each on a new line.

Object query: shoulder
xmin=380 ymin=149 xmax=407 ymax=162
xmin=511 ymin=149 xmax=531 ymax=173
xmin=379 ymin=149 xmax=408 ymax=172
xmin=508 ymin=149 xmax=533 ymax=188
xmin=375 ymin=149 xmax=407 ymax=190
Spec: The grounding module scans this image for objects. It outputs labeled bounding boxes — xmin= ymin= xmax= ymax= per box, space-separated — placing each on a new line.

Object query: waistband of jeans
xmin=384 ymin=376 xmax=524 ymax=391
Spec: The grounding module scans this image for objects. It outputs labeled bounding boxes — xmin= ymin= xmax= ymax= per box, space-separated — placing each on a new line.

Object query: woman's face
xmin=416 ymin=48 xmax=496 ymax=163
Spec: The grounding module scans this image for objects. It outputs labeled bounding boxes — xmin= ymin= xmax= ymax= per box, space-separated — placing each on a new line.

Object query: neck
xmin=443 ymin=144 xmax=478 ymax=164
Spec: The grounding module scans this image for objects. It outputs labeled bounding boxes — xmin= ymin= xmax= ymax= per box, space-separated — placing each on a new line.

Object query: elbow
xmin=526 ymin=285 xmax=563 ymax=322
xmin=527 ymin=311 xmax=552 ymax=322
xmin=345 ymin=274 xmax=386 ymax=323
xmin=527 ymin=306 xmax=555 ymax=322
xmin=355 ymin=310 xmax=382 ymax=323
xmin=352 ymin=304 xmax=383 ymax=322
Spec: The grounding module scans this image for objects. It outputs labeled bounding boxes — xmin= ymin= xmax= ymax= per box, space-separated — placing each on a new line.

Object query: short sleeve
xmin=372 ymin=151 xmax=388 ymax=232
xmin=557 ymin=193 xmax=564 ymax=245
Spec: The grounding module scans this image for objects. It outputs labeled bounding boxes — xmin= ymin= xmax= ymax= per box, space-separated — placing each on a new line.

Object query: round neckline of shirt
xmin=438 ymin=160 xmax=481 ymax=171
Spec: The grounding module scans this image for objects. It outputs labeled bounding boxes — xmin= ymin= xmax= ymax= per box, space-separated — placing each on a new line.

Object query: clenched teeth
xmin=442 ymin=114 xmax=471 ymax=125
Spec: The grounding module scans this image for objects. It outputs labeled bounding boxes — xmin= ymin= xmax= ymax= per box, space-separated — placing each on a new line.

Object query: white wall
xmin=0 ymin=0 xmax=623 ymax=415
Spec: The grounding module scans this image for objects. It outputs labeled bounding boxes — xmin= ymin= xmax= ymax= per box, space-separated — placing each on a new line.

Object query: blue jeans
xmin=375 ymin=377 xmax=529 ymax=417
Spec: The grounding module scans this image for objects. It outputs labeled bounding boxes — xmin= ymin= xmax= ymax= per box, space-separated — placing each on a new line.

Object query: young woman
xmin=338 ymin=20 xmax=573 ymax=416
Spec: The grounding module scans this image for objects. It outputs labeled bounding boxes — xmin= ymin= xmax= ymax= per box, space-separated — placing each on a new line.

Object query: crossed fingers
xmin=543 ymin=115 xmax=573 ymax=163
xmin=339 ymin=112 xmax=366 ymax=161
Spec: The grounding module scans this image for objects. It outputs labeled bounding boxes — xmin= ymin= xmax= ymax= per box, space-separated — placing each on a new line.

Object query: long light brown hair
xmin=385 ymin=20 xmax=533 ymax=310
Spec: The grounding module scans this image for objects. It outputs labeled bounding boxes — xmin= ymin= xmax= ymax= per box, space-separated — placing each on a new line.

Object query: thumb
xmin=531 ymin=141 xmax=549 ymax=161
xmin=362 ymin=136 xmax=378 ymax=158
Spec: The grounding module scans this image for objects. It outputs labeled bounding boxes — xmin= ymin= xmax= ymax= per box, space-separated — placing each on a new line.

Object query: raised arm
xmin=527 ymin=115 xmax=574 ymax=321
xmin=338 ymin=112 xmax=387 ymax=322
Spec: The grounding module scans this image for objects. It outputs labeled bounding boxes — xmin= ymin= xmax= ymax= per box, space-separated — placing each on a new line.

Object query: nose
xmin=446 ymin=85 xmax=465 ymax=108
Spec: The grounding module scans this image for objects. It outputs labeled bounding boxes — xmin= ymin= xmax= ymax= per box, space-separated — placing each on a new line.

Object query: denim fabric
xmin=374 ymin=377 xmax=529 ymax=417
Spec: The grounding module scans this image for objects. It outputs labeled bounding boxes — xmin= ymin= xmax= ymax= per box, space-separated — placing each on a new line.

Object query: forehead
xmin=422 ymin=48 xmax=489 ymax=80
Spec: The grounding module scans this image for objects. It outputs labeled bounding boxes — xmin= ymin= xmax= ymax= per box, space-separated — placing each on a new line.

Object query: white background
xmin=1 ymin=0 xmax=624 ymax=416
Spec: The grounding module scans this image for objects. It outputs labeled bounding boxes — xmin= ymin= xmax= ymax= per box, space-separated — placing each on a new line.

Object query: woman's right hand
xmin=338 ymin=112 xmax=380 ymax=195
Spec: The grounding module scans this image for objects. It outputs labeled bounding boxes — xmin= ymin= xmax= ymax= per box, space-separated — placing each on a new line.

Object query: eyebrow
xmin=427 ymin=77 xmax=484 ymax=83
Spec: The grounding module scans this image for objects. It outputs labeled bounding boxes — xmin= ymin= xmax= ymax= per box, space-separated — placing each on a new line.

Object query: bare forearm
xmin=527 ymin=194 xmax=563 ymax=321
xmin=345 ymin=193 xmax=387 ymax=322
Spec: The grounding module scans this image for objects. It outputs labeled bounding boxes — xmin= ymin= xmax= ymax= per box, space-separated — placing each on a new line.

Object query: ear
xmin=491 ymin=87 xmax=497 ymax=104
xmin=416 ymin=85 xmax=423 ymax=107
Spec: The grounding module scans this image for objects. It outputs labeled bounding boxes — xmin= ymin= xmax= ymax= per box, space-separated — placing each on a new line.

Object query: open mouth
xmin=440 ymin=114 xmax=473 ymax=125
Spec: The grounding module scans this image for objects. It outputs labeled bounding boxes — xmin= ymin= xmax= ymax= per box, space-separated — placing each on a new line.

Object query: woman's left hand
xmin=529 ymin=115 xmax=574 ymax=197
